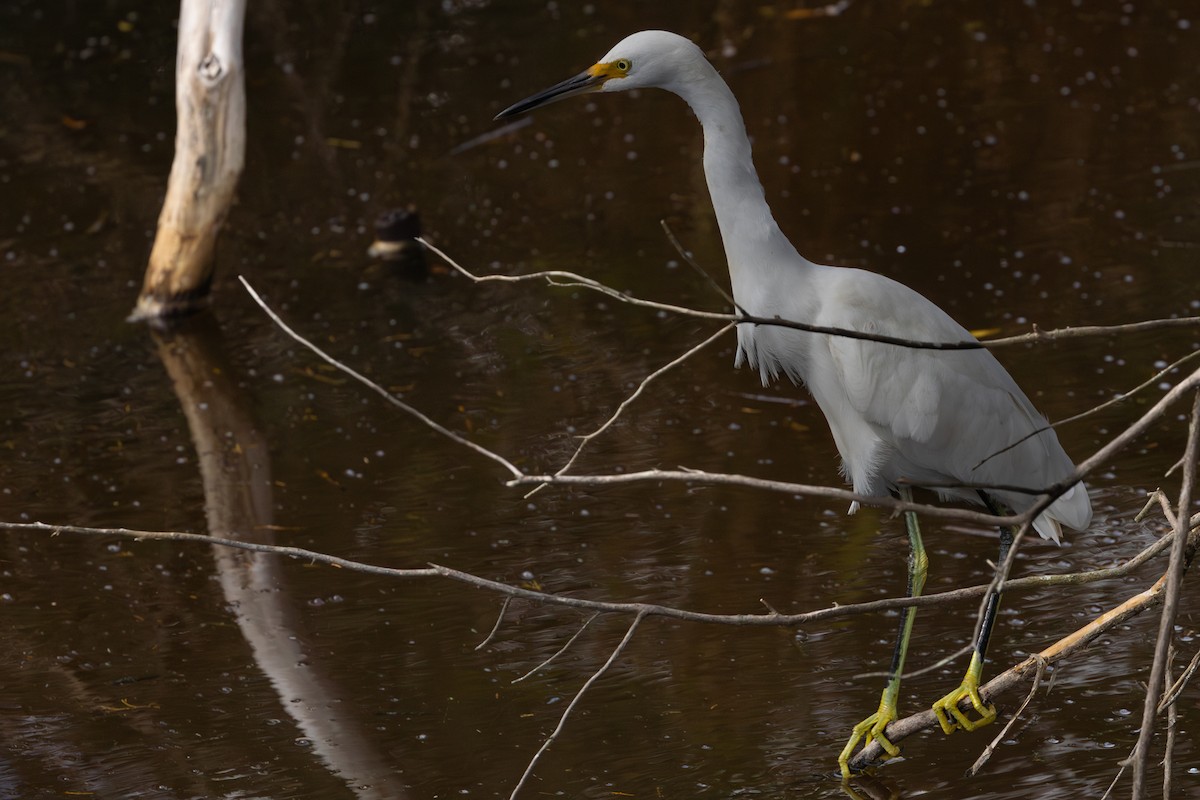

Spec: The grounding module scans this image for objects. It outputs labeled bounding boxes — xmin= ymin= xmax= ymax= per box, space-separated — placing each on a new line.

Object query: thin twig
xmin=423 ymin=239 xmax=1200 ymax=351
xmin=507 ymin=365 xmax=1200 ymax=534
xmin=967 ymin=655 xmax=1047 ymax=777
xmin=512 ymin=613 xmax=602 ymax=684
xmin=659 ymin=219 xmax=737 ymax=308
xmin=1100 ymin=756 xmax=1128 ymax=800
xmin=424 ymin=239 xmax=732 ymax=324
xmin=507 ymin=612 xmax=646 ymax=800
xmin=1157 ymin=646 xmax=1200 ymax=714
xmin=1131 ymin=390 xmax=1200 ymax=798
xmin=1162 ymin=645 xmax=1176 ymax=800
xmin=988 ymin=318 xmax=1200 ymax=347
xmin=1155 ymin=490 xmax=1182 ymax=531
xmin=238 ymin=276 xmax=524 ymax=480
xmin=476 ymin=596 xmax=513 ymax=651
xmin=1099 ymin=520 xmax=1200 ymax=800
xmin=856 ymin=643 xmax=974 ymax=681
xmin=759 ymin=598 xmax=784 ymax=615
xmin=970 ymin=517 xmax=1035 ymax=651
xmin=975 ymin=348 xmax=1200 ymax=470
xmin=9 ymin=521 xmax=442 ymax=577
xmin=1135 ymin=490 xmax=1166 ymax=523
xmin=531 ymin=323 xmax=734 ymax=497
xmin=511 ymin=468 xmax=1027 ymax=528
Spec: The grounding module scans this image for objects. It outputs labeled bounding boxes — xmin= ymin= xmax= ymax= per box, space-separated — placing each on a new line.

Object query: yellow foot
xmin=838 ymin=700 xmax=901 ymax=781
xmin=931 ymin=658 xmax=996 ymax=734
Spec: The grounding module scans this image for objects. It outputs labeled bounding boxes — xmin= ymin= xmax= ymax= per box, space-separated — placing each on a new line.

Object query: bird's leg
xmin=931 ymin=499 xmax=1013 ymax=734
xmin=839 ymin=491 xmax=928 ymax=780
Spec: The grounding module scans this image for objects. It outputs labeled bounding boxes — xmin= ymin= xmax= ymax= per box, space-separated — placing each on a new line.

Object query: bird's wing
xmin=819 ymin=269 xmax=1063 ymax=496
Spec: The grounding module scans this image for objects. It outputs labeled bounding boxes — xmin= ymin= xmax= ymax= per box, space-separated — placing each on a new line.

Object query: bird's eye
xmin=615 ymin=59 xmax=631 ymax=72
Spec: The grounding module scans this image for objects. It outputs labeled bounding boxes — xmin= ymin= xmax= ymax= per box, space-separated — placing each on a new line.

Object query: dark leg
xmin=931 ymin=493 xmax=1012 ymax=733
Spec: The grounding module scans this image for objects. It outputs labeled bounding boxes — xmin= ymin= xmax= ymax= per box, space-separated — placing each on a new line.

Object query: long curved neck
xmin=670 ymin=61 xmax=811 ymax=311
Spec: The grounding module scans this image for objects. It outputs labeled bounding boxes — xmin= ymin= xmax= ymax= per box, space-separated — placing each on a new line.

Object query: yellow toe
xmin=838 ymin=695 xmax=901 ymax=780
xmin=931 ymin=653 xmax=996 ymax=734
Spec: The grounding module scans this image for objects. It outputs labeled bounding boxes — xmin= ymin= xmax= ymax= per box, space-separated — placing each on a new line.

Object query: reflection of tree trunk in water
xmin=154 ymin=315 xmax=407 ymax=799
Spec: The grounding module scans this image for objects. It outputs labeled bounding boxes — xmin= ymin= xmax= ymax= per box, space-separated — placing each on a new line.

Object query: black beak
xmin=494 ymin=69 xmax=605 ymax=120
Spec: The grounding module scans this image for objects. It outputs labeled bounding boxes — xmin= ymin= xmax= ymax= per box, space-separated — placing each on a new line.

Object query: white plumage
xmin=499 ymin=30 xmax=1091 ymax=539
xmin=497 ymin=27 xmax=1095 ymax=778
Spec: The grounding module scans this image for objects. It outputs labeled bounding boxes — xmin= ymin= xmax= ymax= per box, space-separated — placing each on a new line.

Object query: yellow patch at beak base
xmin=587 ymin=61 xmax=627 ymax=80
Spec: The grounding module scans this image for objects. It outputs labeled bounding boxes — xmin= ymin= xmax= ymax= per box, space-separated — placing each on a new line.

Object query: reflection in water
xmin=0 ymin=1 xmax=1197 ymax=798
xmin=155 ymin=315 xmax=408 ymax=799
xmin=842 ymin=772 xmax=901 ymax=800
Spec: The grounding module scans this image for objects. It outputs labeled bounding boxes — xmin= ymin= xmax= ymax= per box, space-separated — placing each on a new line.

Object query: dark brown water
xmin=2 ymin=1 xmax=1199 ymax=798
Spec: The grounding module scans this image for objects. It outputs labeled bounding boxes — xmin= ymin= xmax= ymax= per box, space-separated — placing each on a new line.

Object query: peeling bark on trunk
xmin=130 ymin=0 xmax=247 ymax=323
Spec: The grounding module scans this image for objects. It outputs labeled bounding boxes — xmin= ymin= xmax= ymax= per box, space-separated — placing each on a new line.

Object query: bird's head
xmin=494 ymin=30 xmax=704 ymax=120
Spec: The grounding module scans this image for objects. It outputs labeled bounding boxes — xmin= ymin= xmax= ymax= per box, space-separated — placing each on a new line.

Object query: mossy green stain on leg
xmin=839 ymin=498 xmax=928 ymax=780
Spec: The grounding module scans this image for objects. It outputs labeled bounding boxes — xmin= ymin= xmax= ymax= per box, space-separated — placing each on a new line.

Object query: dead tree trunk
xmin=130 ymin=0 xmax=247 ymax=323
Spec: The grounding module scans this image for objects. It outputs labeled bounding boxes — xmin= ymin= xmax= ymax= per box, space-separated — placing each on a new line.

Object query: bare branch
xmin=849 ymin=566 xmax=1173 ymax=773
xmin=510 ymin=468 xmax=1024 ymax=528
xmin=967 ymin=655 xmax=1047 ymax=777
xmin=1157 ymin=645 xmax=1200 ymax=715
xmin=985 ymin=317 xmax=1200 ymax=347
xmin=1100 ymin=756 xmax=1129 ymax=800
xmin=968 ymin=507 xmax=1040 ymax=661
xmin=1 ymin=519 xmax=1175 ymax=628
xmin=993 ymin=364 xmax=1200 ymax=521
xmin=512 ymin=613 xmax=601 ymax=684
xmin=7 ymin=521 xmax=441 ymax=577
xmin=476 ymin=596 xmax=513 ymax=651
xmin=507 ymin=612 xmax=646 ymax=800
xmin=1163 ymin=646 xmax=1177 ymax=800
xmin=242 ymin=247 xmax=1200 ymax=544
xmin=422 ymin=239 xmax=1200 ymax=351
xmin=422 ymin=239 xmax=731 ymax=325
xmin=975 ymin=348 xmax=1200 ymax=470
xmin=7 ymin=497 xmax=1190 ymax=787
xmin=240 ymin=269 xmax=935 ymax=522
xmin=1155 ymin=490 xmax=1182 ymax=531
xmin=534 ymin=323 xmax=735 ymax=495
xmin=1131 ymin=389 xmax=1200 ymax=798
xmin=849 ymin=415 xmax=1200 ymax=778
xmin=658 ymin=219 xmax=736 ymax=307
xmin=856 ymin=643 xmax=974 ymax=681
xmin=510 ymin=365 xmax=1200 ymax=537
xmin=238 ymin=276 xmax=525 ymax=480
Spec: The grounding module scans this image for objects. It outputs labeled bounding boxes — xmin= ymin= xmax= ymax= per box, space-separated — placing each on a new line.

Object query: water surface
xmin=1 ymin=2 xmax=1198 ymax=798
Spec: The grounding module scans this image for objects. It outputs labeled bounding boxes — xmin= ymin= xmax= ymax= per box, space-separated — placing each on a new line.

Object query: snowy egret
xmin=496 ymin=30 xmax=1091 ymax=778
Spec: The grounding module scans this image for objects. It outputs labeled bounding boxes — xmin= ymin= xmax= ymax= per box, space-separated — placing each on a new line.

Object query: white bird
xmin=496 ymin=30 xmax=1091 ymax=779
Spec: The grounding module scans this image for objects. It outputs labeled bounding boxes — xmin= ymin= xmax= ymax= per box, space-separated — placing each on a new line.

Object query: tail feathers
xmin=1032 ymin=514 xmax=1064 ymax=544
xmin=1033 ymin=483 xmax=1092 ymax=543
